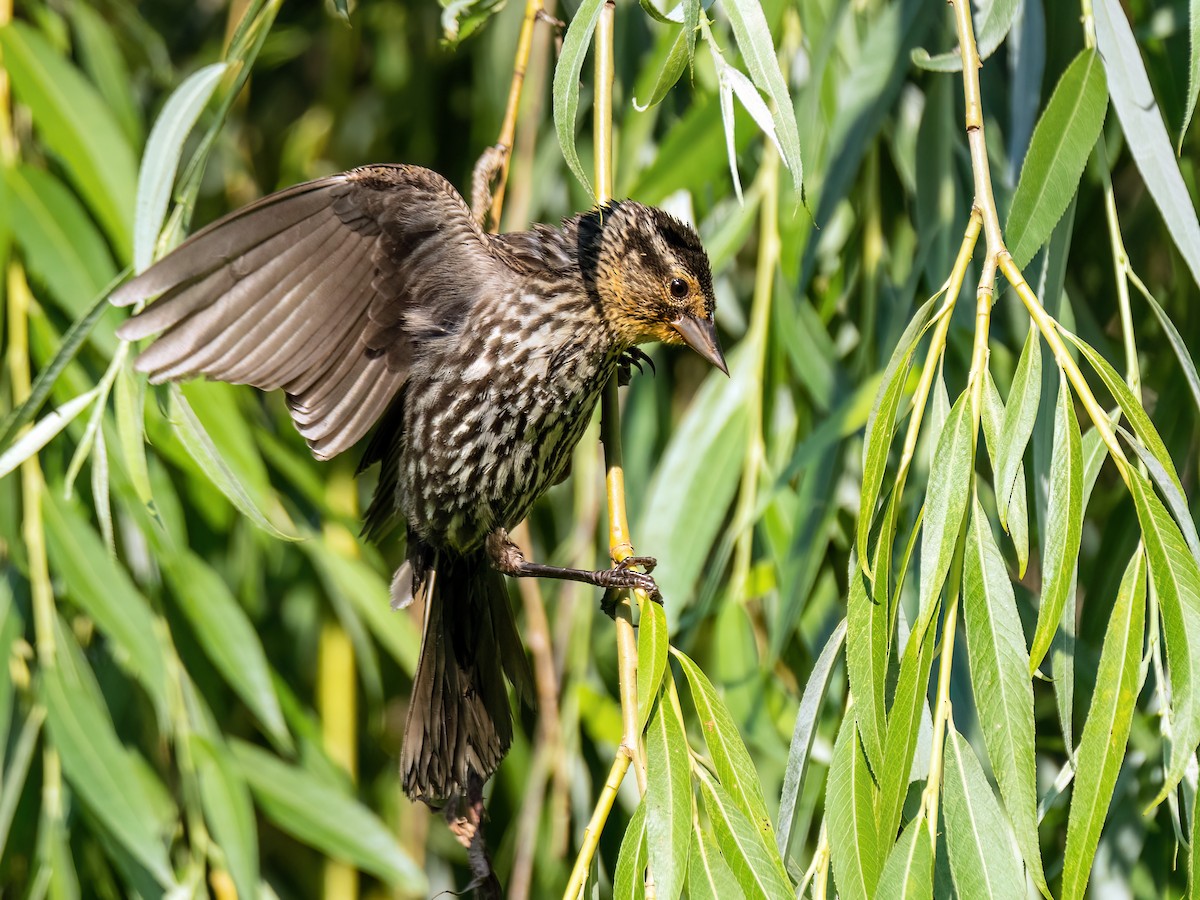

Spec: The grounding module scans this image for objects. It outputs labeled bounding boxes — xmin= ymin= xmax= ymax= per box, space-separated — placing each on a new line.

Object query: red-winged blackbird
xmin=111 ymin=164 xmax=725 ymax=807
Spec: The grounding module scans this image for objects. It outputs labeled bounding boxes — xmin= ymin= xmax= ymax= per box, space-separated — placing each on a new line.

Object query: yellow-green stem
xmin=563 ymin=749 xmax=631 ymax=899
xmin=568 ymin=0 xmax=649 ymax=892
xmin=489 ymin=0 xmax=545 ymax=231
xmin=998 ymin=256 xmax=1129 ymax=474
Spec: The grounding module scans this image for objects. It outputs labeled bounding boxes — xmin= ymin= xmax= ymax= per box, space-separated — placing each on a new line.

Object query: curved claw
xmin=617 ymin=555 xmax=657 ymax=575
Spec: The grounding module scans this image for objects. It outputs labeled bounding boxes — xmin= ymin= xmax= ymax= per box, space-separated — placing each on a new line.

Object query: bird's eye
xmin=669 ymin=278 xmax=689 ymax=299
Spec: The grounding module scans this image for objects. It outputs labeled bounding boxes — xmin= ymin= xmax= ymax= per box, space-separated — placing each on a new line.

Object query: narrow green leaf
xmin=231 ymin=740 xmax=426 ymax=890
xmin=637 ymin=596 xmax=669 ymax=730
xmin=688 ymin=819 xmax=744 ymax=900
xmin=633 ymin=27 xmax=688 ymax=110
xmin=134 ymin=62 xmax=228 ymax=271
xmin=1006 ymin=48 xmax=1108 ymax=269
xmin=697 ymin=767 xmax=793 ymax=900
xmin=964 ymin=501 xmax=1048 ymax=896
xmin=996 ymin=326 xmax=1042 ymax=529
xmin=0 ymin=20 xmax=135 ymax=256
xmin=1061 ymin=548 xmax=1146 ymax=899
xmin=912 ymin=0 xmax=1020 ymax=71
xmin=826 ymin=711 xmax=881 ymax=900
xmin=0 ymin=706 xmax=44 ymax=858
xmin=613 ymin=799 xmax=648 ymax=900
xmin=115 ymin=362 xmax=154 ymax=511
xmin=942 ymin=727 xmax=1025 ymax=898
xmin=848 ymin=542 xmax=887 ymax=775
xmin=1135 ymin=282 xmax=1200 ymax=418
xmin=877 ymin=595 xmax=938 ymax=844
xmin=721 ymin=0 xmax=803 ymax=192
xmin=717 ymin=61 xmax=744 ymax=204
xmin=0 ymin=387 xmax=98 ymax=480
xmin=980 ymin=373 xmax=1029 ymax=574
xmin=674 ymin=650 xmax=774 ymax=845
xmin=552 ymin=0 xmax=606 ymax=197
xmin=776 ymin=618 xmax=845 ymax=857
xmin=41 ymin=492 xmax=169 ymax=711
xmin=4 ymin=165 xmax=116 ymax=317
xmin=163 ymin=552 xmax=291 ymax=750
xmin=1182 ymin=0 xmax=1200 ymax=149
xmin=1128 ymin=470 xmax=1200 ymax=804
xmin=42 ymin=658 xmax=175 ymax=888
xmin=168 ymin=384 xmax=300 ymax=541
xmin=918 ymin=390 xmax=973 ymax=619
xmin=645 ymin=692 xmax=691 ymax=900
xmin=857 ymin=293 xmax=941 ymax=576
xmin=1095 ymin=0 xmax=1200 ymax=292
xmin=875 ymin=813 xmax=933 ymax=899
xmin=70 ymin=5 xmax=143 ymax=147
xmin=191 ymin=735 xmax=260 ymax=900
xmin=639 ymin=348 xmax=748 ymax=606
xmin=1029 ymin=373 xmax=1083 ymax=674
xmin=0 ymin=277 xmax=123 ymax=453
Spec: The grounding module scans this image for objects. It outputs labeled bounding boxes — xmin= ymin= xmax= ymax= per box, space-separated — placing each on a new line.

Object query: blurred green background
xmin=2 ymin=0 xmax=1200 ymax=896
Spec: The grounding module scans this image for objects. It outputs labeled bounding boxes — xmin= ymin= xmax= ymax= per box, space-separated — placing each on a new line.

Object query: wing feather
xmin=111 ymin=164 xmax=504 ymax=459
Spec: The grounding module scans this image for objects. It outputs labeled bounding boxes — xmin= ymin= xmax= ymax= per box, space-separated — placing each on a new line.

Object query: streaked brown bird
xmin=110 ymin=163 xmax=725 ymax=809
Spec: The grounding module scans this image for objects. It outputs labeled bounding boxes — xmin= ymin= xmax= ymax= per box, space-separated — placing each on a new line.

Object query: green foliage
xmin=4 ymin=0 xmax=1200 ymax=896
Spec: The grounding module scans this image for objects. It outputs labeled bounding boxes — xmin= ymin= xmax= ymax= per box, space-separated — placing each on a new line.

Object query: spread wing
xmin=111 ymin=164 xmax=503 ymax=459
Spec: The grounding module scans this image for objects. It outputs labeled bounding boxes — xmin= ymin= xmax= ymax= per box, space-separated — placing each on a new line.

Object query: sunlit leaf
xmin=645 ymin=693 xmax=691 ymax=900
xmin=134 ymin=62 xmax=229 ymax=271
xmin=1095 ymin=0 xmax=1200 ymax=292
xmin=613 ymin=799 xmax=648 ymax=900
xmin=721 ymin=0 xmax=802 ymax=192
xmin=0 ymin=20 xmax=136 ymax=256
xmin=874 ymin=814 xmax=932 ymax=898
xmin=696 ymin=767 xmax=792 ymax=900
xmin=552 ymin=0 xmax=606 ymax=197
xmin=857 ymin=293 xmax=941 ymax=577
xmin=942 ymin=726 xmax=1025 ymax=897
xmin=637 ymin=595 xmax=669 ymax=730
xmin=0 ymin=387 xmax=98 ymax=481
xmin=964 ymin=501 xmax=1047 ymax=895
xmin=688 ymin=819 xmax=744 ymax=900
xmin=826 ymin=711 xmax=881 ymax=899
xmin=1029 ymin=373 xmax=1083 ymax=675
xmin=1061 ymin=549 xmax=1146 ymax=899
xmin=1128 ymin=470 xmax=1200 ymax=804
xmin=674 ymin=649 xmax=775 ymax=846
xmin=1006 ymin=48 xmax=1107 ymax=269
xmin=918 ymin=390 xmax=973 ymax=619
xmin=777 ymin=618 xmax=845 ymax=858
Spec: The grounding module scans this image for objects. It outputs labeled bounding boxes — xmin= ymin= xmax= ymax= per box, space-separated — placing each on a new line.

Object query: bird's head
xmin=580 ymin=201 xmax=727 ymax=374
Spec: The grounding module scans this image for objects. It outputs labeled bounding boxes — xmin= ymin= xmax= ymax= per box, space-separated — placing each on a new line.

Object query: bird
xmin=109 ymin=163 xmax=726 ymax=810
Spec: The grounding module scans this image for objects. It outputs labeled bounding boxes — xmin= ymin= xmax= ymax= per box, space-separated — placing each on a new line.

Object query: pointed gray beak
xmin=672 ymin=314 xmax=728 ymax=375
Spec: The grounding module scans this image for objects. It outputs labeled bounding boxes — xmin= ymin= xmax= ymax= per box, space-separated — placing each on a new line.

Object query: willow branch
xmin=488 ymin=0 xmax=546 ymax=230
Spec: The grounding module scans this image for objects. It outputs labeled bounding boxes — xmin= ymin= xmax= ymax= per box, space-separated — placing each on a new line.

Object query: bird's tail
xmin=399 ymin=549 xmax=532 ymax=805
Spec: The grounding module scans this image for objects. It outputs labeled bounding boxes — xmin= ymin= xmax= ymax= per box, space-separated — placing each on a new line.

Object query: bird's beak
xmin=672 ymin=314 xmax=728 ymax=375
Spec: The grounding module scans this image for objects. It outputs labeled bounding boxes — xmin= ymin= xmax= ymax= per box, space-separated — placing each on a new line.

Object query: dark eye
xmin=669 ymin=278 xmax=689 ymax=299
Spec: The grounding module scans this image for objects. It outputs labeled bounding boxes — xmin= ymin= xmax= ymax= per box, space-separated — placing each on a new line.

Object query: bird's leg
xmin=486 ymin=531 xmax=662 ymax=603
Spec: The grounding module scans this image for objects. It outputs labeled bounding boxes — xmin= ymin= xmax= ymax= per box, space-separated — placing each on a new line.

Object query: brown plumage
xmin=110 ymin=163 xmax=725 ymax=806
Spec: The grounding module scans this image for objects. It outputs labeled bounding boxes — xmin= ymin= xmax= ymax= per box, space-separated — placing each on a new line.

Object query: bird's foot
xmin=597 ymin=557 xmax=661 ymax=603
xmin=617 ymin=347 xmax=656 ymax=385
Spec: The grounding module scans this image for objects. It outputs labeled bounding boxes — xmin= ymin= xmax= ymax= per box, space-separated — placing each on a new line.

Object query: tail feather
xmin=400 ymin=549 xmax=532 ymax=804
